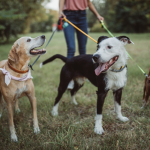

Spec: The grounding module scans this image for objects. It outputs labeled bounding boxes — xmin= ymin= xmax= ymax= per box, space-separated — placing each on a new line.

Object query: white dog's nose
xmin=93 ymin=54 xmax=100 ymax=62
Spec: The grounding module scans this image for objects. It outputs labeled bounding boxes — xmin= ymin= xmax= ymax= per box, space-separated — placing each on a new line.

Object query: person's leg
xmin=76 ymin=11 xmax=88 ymax=55
xmin=63 ymin=12 xmax=76 ymax=59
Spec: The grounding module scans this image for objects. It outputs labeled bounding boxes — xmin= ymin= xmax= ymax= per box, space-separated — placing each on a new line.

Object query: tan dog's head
xmin=8 ymin=35 xmax=46 ymax=67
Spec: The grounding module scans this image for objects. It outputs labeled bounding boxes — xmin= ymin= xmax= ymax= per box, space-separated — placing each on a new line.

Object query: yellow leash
xmin=63 ymin=17 xmax=97 ymax=44
xmin=63 ymin=17 xmax=148 ymax=78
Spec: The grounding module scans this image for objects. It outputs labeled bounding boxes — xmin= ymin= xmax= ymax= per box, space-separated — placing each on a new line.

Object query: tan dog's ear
xmin=8 ymin=42 xmax=19 ymax=62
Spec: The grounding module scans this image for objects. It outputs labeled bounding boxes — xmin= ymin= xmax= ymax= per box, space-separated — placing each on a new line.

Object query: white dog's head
xmin=93 ymin=36 xmax=133 ymax=76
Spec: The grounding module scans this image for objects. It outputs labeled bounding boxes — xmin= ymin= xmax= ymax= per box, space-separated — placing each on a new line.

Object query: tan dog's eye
xmin=27 ymin=39 xmax=31 ymax=42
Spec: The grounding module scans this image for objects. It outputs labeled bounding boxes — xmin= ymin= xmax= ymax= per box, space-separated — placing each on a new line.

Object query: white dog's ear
xmin=117 ymin=36 xmax=134 ymax=45
xmin=97 ymin=36 xmax=109 ymax=44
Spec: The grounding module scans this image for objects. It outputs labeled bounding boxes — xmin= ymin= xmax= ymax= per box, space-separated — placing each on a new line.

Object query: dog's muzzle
xmin=92 ymin=54 xmax=100 ymax=63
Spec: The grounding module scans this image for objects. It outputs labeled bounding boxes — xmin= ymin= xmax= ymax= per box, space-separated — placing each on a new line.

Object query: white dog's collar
xmin=110 ymin=65 xmax=127 ymax=72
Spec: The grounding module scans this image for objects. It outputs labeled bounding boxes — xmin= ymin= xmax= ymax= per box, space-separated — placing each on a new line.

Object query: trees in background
xmin=0 ymin=0 xmax=51 ymax=42
xmin=87 ymin=0 xmax=150 ymax=33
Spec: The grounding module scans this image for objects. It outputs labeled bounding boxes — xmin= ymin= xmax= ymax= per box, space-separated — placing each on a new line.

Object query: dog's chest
xmin=105 ymin=69 xmax=127 ymax=91
xmin=15 ymin=85 xmax=27 ymax=99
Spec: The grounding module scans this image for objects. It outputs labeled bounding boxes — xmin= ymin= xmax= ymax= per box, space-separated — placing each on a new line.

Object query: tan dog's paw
xmin=11 ymin=133 xmax=18 ymax=142
xmin=15 ymin=108 xmax=21 ymax=114
xmin=34 ymin=126 xmax=40 ymax=134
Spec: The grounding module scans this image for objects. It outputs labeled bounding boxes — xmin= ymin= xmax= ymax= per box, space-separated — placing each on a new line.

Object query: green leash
xmin=100 ymin=20 xmax=148 ymax=78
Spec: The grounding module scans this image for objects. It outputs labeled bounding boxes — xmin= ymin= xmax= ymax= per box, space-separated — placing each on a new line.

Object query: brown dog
xmin=142 ymin=68 xmax=150 ymax=108
xmin=0 ymin=35 xmax=46 ymax=142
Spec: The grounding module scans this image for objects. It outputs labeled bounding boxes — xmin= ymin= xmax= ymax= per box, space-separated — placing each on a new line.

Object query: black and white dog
xmin=40 ymin=36 xmax=133 ymax=134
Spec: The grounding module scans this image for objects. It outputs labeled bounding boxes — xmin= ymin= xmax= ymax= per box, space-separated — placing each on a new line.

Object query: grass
xmin=0 ymin=32 xmax=150 ymax=150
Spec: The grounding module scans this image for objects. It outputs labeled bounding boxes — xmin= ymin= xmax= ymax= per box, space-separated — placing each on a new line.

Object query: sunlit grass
xmin=0 ymin=32 xmax=150 ymax=149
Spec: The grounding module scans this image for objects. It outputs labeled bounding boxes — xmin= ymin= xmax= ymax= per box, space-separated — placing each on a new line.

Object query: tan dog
xmin=0 ymin=35 xmax=46 ymax=142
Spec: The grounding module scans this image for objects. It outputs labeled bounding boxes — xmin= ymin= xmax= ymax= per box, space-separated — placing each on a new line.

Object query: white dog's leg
xmin=114 ymin=101 xmax=129 ymax=122
xmin=71 ymin=95 xmax=78 ymax=105
xmin=94 ymin=114 xmax=104 ymax=134
xmin=51 ymin=103 xmax=59 ymax=116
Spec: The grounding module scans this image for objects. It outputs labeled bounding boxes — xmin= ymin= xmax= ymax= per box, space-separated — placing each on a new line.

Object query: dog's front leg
xmin=27 ymin=94 xmax=40 ymax=134
xmin=6 ymin=101 xmax=18 ymax=142
xmin=113 ymin=88 xmax=129 ymax=122
xmin=15 ymin=99 xmax=20 ymax=113
xmin=94 ymin=91 xmax=108 ymax=135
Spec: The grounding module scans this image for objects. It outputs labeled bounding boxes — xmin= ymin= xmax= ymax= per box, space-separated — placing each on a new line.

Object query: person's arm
xmin=59 ymin=0 xmax=66 ymax=18
xmin=87 ymin=0 xmax=104 ymax=21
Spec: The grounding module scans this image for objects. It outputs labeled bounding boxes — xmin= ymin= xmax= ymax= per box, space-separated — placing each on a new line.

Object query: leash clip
xmin=29 ymin=64 xmax=34 ymax=71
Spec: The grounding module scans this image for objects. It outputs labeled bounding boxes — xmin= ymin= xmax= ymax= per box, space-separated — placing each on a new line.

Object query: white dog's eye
xmin=27 ymin=39 xmax=31 ymax=42
xmin=107 ymin=46 xmax=112 ymax=49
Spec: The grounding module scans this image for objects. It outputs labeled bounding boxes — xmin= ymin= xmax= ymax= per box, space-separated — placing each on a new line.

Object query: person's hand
xmin=59 ymin=11 xmax=66 ymax=18
xmin=97 ymin=15 xmax=104 ymax=22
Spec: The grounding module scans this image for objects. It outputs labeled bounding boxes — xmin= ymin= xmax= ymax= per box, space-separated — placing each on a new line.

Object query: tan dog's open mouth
xmin=30 ymin=48 xmax=46 ymax=55
xmin=95 ymin=56 xmax=119 ymax=76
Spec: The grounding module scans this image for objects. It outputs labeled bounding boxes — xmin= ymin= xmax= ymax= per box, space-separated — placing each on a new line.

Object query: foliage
xmin=88 ymin=0 xmax=150 ymax=33
xmin=90 ymin=21 xmax=106 ymax=32
xmin=106 ymin=0 xmax=150 ymax=33
xmin=30 ymin=15 xmax=53 ymax=33
xmin=0 ymin=0 xmax=51 ymax=42
xmin=87 ymin=0 xmax=106 ymax=28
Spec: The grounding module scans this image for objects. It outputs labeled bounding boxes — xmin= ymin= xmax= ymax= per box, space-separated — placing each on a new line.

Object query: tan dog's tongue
xmin=95 ymin=63 xmax=107 ymax=76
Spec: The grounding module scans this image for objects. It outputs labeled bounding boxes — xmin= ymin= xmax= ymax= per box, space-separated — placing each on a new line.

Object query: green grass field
xmin=0 ymin=32 xmax=150 ymax=150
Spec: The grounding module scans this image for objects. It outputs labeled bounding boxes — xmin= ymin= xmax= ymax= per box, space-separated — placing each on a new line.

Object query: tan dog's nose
xmin=41 ymin=35 xmax=45 ymax=39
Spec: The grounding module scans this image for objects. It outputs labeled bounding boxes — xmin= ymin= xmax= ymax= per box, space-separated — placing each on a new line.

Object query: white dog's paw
xmin=15 ymin=108 xmax=21 ymax=114
xmin=11 ymin=133 xmax=18 ymax=142
xmin=34 ymin=126 xmax=40 ymax=134
xmin=117 ymin=116 xmax=129 ymax=122
xmin=51 ymin=109 xmax=58 ymax=116
xmin=40 ymin=63 xmax=43 ymax=68
xmin=71 ymin=99 xmax=78 ymax=105
xmin=94 ymin=126 xmax=104 ymax=135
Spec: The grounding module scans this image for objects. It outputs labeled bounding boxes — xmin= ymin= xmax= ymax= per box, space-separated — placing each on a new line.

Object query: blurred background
xmin=0 ymin=0 xmax=150 ymax=43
